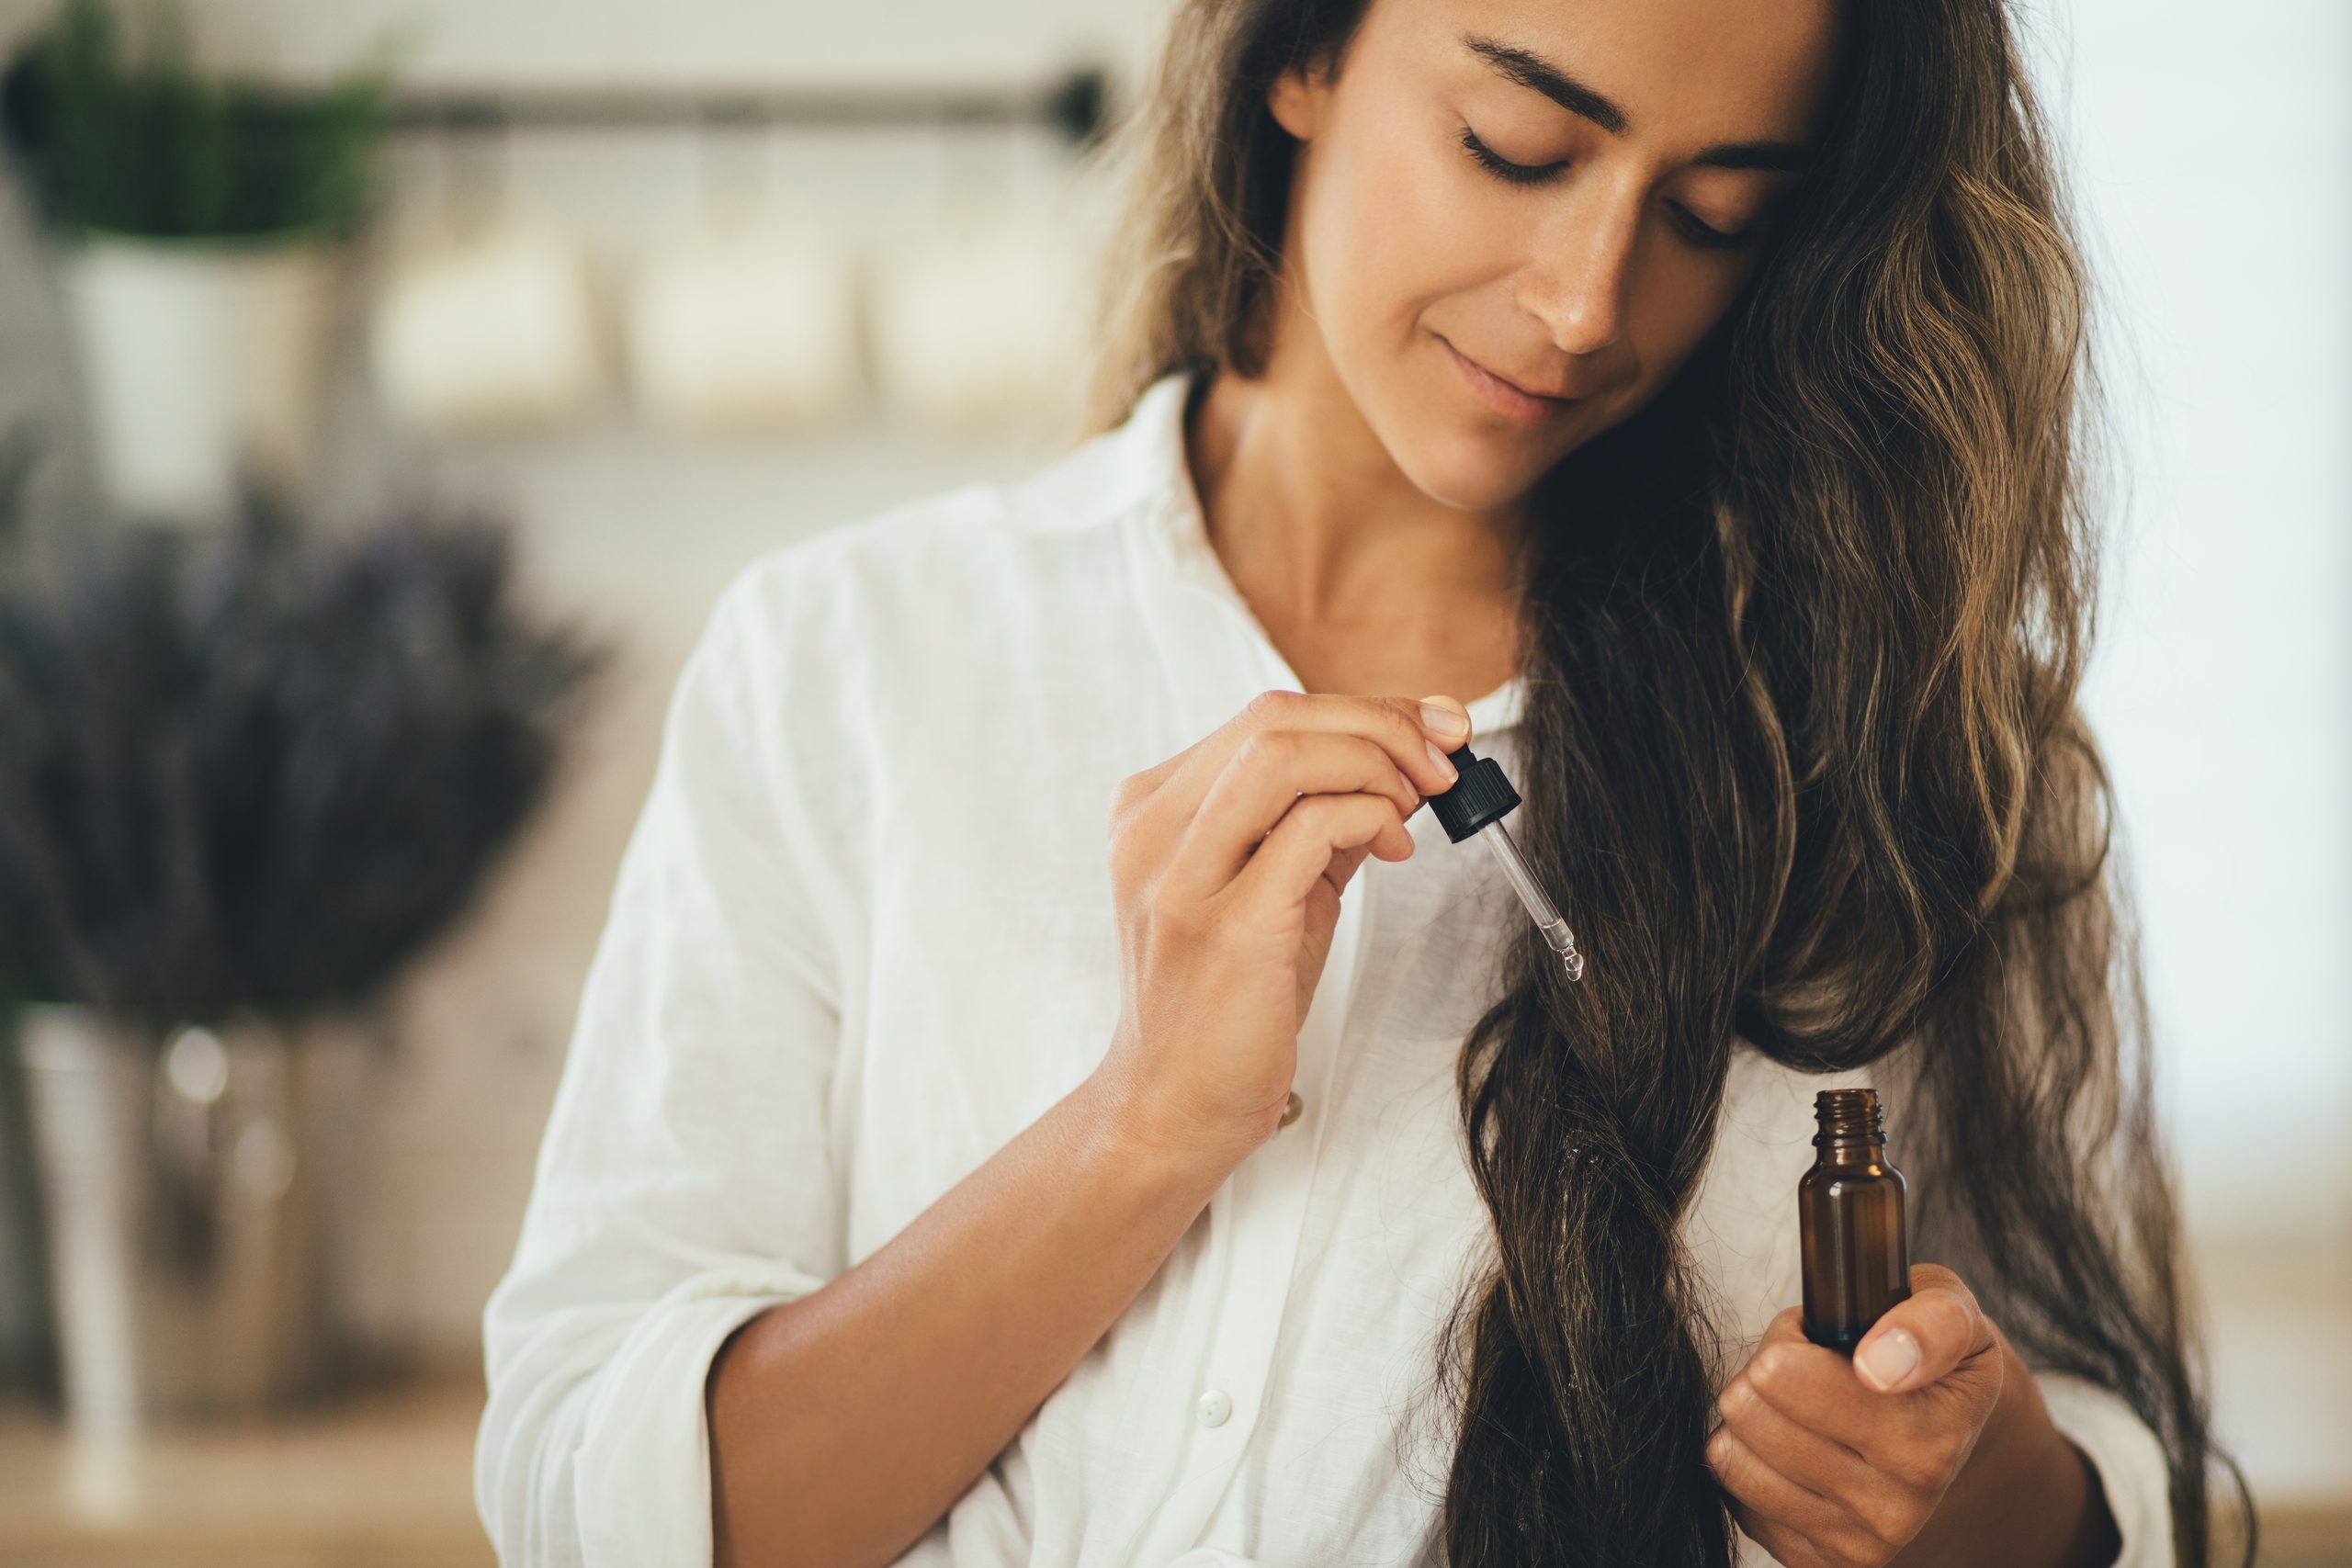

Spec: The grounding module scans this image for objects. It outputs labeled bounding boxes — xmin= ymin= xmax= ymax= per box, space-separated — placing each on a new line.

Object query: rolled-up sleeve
xmin=1878 ymin=1035 xmax=2182 ymax=1568
xmin=476 ymin=556 xmax=849 ymax=1568
xmin=2034 ymin=1369 xmax=2177 ymax=1567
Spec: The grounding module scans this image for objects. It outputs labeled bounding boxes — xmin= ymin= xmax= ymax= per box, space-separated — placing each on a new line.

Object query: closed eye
xmin=1458 ymin=125 xmax=1559 ymax=186
xmin=1667 ymin=204 xmax=1757 ymax=251
xmin=1456 ymin=125 xmax=1762 ymax=253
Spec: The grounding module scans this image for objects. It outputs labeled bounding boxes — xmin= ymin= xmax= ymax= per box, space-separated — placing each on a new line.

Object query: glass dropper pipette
xmin=1426 ymin=740 xmax=1587 ymax=982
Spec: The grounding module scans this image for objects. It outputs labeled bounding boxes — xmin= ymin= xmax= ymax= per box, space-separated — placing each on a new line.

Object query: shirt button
xmin=1278 ymin=1089 xmax=1303 ymax=1129
xmin=1195 ymin=1387 xmax=1232 ymax=1427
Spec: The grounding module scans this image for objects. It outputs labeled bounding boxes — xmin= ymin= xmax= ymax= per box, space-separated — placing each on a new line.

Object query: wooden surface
xmin=2202 ymin=1236 xmax=2352 ymax=1567
xmin=0 ymin=1375 xmax=493 ymax=1568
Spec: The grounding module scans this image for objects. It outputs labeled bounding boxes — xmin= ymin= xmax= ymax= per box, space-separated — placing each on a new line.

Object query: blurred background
xmin=0 ymin=0 xmax=2339 ymax=1564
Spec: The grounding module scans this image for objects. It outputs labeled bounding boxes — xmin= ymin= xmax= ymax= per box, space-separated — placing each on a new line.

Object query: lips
xmin=1471 ymin=355 xmax=1582 ymax=402
xmin=1439 ymin=333 xmax=1589 ymax=422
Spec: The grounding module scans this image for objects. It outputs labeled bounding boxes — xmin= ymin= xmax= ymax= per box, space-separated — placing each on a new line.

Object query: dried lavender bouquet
xmin=0 ymin=469 xmax=611 ymax=1033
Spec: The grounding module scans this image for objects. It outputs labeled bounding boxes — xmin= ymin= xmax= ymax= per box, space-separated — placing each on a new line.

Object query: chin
xmin=1395 ymin=424 xmax=1553 ymax=513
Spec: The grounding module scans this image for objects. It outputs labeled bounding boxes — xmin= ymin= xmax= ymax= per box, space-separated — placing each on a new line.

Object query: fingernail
xmin=1855 ymin=1328 xmax=1919 ymax=1392
xmin=1418 ymin=698 xmax=1468 ymax=743
xmin=1426 ymin=739 xmax=1459 ymax=784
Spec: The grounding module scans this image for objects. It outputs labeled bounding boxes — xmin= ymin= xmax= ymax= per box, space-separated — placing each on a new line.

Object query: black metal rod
xmin=382 ymin=64 xmax=1110 ymax=148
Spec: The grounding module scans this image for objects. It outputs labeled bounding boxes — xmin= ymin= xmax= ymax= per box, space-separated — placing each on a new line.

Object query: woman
xmin=476 ymin=0 xmax=2249 ymax=1563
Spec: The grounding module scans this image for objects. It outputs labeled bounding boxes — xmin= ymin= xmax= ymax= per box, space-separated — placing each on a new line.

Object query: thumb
xmin=1851 ymin=1262 xmax=1994 ymax=1394
xmin=1417 ymin=694 xmax=1473 ymax=752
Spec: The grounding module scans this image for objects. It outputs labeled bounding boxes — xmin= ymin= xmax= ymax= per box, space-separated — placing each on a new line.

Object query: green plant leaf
xmin=6 ymin=0 xmax=401 ymax=241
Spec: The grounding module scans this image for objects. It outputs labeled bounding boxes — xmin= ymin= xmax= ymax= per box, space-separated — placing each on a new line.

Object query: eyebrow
xmin=1460 ymin=32 xmax=1815 ymax=173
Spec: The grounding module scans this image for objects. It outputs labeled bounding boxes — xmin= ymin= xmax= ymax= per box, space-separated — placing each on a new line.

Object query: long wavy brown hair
xmin=1069 ymin=0 xmax=2254 ymax=1563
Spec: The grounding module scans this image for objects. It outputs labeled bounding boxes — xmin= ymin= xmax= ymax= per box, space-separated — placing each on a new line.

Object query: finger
xmin=1145 ymin=690 xmax=1466 ymax=830
xmin=1324 ymin=838 xmax=1376 ymax=886
xmin=1744 ymin=1324 xmax=1893 ymax=1449
xmin=1417 ymin=693 xmax=1474 ymax=754
xmin=1222 ymin=791 xmax=1408 ymax=924
xmin=1705 ymin=1423 xmax=1849 ymax=1555
xmin=1852 ymin=1264 xmax=1993 ymax=1395
xmin=1720 ymin=1488 xmax=1818 ymax=1568
xmin=1164 ymin=728 xmax=1424 ymax=901
xmin=1162 ymin=689 xmax=1467 ymax=807
xmin=1757 ymin=1303 xmax=1813 ymax=1352
xmin=1712 ymin=1424 xmax=1904 ymax=1568
xmin=1717 ymin=1371 xmax=1876 ymax=1502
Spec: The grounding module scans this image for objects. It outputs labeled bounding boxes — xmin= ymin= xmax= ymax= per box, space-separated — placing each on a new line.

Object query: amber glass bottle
xmin=1799 ymin=1087 xmax=1911 ymax=1351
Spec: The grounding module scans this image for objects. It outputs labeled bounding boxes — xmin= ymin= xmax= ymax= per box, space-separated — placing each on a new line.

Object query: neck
xmin=1185 ymin=319 xmax=1525 ymax=631
xmin=1185 ymin=242 xmax=1533 ymax=611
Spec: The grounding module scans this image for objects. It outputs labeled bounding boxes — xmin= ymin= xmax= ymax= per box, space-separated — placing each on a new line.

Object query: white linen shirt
xmin=476 ymin=366 xmax=2177 ymax=1568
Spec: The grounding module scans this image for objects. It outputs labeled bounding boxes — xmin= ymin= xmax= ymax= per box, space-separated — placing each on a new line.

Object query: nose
xmin=1514 ymin=186 xmax=1640 ymax=360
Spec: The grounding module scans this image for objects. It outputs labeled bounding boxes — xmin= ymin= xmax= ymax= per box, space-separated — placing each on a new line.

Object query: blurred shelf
xmin=385 ymin=66 xmax=1112 ymax=146
xmin=0 ymin=1373 xmax=492 ymax=1568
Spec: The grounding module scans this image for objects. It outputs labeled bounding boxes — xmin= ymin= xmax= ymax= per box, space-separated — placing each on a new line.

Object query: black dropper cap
xmin=1428 ymin=742 xmax=1520 ymax=843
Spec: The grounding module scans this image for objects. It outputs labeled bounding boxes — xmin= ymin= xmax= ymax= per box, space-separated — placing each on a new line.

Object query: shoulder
xmin=675 ymin=414 xmax=1161 ymax=797
xmin=670 ymin=424 xmax=1157 ymax=898
xmin=715 ymin=420 xmax=1150 ymax=670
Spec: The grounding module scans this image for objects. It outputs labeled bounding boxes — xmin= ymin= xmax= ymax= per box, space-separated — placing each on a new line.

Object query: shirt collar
xmin=1114 ymin=365 xmax=1525 ymax=739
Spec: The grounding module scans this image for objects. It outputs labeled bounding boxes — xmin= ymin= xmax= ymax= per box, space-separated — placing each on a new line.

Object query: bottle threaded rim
xmin=1812 ymin=1086 xmax=1885 ymax=1143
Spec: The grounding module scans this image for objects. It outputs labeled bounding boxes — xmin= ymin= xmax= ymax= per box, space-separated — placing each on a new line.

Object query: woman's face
xmin=1268 ymin=0 xmax=1843 ymax=512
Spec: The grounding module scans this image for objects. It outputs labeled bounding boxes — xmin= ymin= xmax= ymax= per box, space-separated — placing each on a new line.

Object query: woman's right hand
xmin=1093 ymin=689 xmax=1473 ymax=1166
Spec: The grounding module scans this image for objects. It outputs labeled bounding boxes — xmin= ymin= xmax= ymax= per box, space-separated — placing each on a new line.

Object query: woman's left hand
xmin=1705 ymin=1262 xmax=2005 ymax=1568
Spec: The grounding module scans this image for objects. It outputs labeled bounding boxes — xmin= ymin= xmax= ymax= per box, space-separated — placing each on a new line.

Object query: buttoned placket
xmin=1132 ymin=852 xmax=1376 ymax=1567
xmin=1107 ymin=452 xmax=1388 ymax=1568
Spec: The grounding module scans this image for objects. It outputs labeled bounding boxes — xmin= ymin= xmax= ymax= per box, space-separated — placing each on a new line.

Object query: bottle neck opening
xmin=1812 ymin=1087 xmax=1886 ymax=1148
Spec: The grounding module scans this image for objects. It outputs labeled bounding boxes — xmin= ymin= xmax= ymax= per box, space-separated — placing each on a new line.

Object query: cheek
xmin=1298 ymin=110 xmax=1495 ymax=349
xmin=1625 ymin=257 xmax=1749 ymax=387
xmin=1295 ymin=122 xmax=1554 ymax=506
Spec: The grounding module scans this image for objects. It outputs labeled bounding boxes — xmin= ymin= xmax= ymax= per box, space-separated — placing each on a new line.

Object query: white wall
xmin=0 ymin=0 xmax=1167 ymax=91
xmin=2031 ymin=0 xmax=2352 ymax=1237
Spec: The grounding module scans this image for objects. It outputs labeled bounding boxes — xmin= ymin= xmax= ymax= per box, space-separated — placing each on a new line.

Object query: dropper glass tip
xmin=1476 ymin=819 xmax=1587 ymax=983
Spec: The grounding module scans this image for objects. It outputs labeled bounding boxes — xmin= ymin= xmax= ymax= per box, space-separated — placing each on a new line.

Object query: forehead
xmin=1377 ymin=0 xmax=1844 ymax=143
